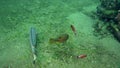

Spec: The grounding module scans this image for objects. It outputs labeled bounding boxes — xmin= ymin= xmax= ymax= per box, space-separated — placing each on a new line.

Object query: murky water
xmin=0 ymin=0 xmax=120 ymax=68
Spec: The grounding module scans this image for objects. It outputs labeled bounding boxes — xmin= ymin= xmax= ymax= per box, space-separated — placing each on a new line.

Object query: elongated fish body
xmin=77 ymin=54 xmax=87 ymax=59
xmin=70 ymin=25 xmax=77 ymax=35
xmin=30 ymin=27 xmax=37 ymax=64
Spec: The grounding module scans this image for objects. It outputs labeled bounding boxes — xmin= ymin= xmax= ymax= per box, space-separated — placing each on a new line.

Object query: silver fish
xmin=30 ymin=27 xmax=37 ymax=64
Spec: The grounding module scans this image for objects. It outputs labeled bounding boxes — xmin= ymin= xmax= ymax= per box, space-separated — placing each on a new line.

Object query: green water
xmin=0 ymin=0 xmax=120 ymax=68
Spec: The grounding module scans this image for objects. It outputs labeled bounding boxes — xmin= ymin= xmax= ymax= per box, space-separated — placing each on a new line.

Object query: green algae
xmin=0 ymin=0 xmax=120 ymax=68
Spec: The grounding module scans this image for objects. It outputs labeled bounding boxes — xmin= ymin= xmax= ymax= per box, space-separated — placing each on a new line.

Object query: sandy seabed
xmin=0 ymin=0 xmax=120 ymax=68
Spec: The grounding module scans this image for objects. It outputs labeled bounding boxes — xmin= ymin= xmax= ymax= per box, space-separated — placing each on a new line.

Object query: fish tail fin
xmin=33 ymin=54 xmax=37 ymax=64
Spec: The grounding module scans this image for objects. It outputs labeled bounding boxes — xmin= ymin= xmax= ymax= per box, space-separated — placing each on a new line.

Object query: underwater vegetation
xmin=110 ymin=24 xmax=120 ymax=42
xmin=95 ymin=0 xmax=120 ymax=42
xmin=0 ymin=0 xmax=120 ymax=68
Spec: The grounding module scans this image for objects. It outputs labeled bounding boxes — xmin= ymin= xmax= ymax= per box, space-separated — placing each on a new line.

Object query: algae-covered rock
xmin=100 ymin=0 xmax=120 ymax=10
xmin=97 ymin=0 xmax=120 ymax=21
xmin=96 ymin=0 xmax=120 ymax=42
xmin=97 ymin=6 xmax=117 ymax=20
xmin=110 ymin=24 xmax=120 ymax=42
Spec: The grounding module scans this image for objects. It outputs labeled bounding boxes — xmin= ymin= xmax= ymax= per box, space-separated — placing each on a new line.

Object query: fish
xmin=70 ymin=25 xmax=77 ymax=35
xmin=30 ymin=27 xmax=37 ymax=64
xmin=49 ymin=34 xmax=69 ymax=43
xmin=77 ymin=54 xmax=87 ymax=59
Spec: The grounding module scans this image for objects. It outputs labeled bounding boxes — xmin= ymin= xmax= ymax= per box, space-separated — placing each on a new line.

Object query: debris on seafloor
xmin=77 ymin=54 xmax=87 ymax=59
xmin=70 ymin=25 xmax=77 ymax=36
xmin=30 ymin=27 xmax=37 ymax=64
xmin=49 ymin=34 xmax=69 ymax=43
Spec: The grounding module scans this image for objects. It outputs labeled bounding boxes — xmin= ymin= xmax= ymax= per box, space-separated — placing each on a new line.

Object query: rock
xmin=97 ymin=0 xmax=120 ymax=21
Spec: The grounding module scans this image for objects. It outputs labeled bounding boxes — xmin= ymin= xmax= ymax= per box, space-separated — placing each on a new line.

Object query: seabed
xmin=0 ymin=0 xmax=120 ymax=68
